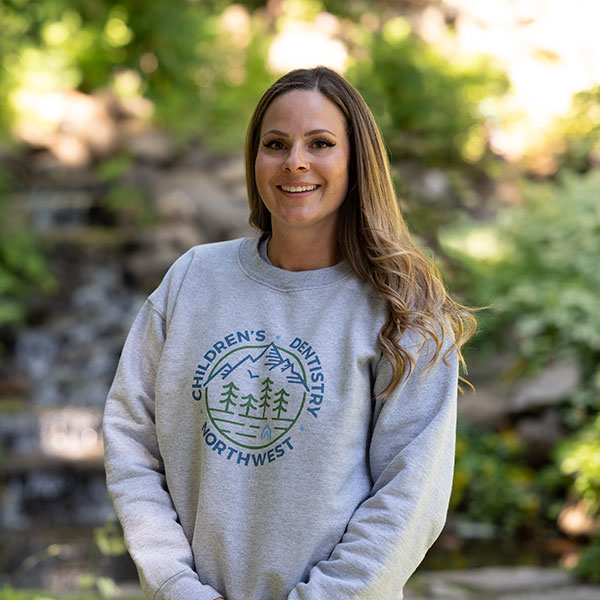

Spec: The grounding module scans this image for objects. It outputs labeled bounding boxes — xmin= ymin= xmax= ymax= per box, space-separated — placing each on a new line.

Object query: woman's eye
xmin=313 ymin=139 xmax=335 ymax=149
xmin=264 ymin=140 xmax=285 ymax=150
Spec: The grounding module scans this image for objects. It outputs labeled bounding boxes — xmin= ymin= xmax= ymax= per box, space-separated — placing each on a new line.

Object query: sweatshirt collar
xmin=238 ymin=235 xmax=352 ymax=292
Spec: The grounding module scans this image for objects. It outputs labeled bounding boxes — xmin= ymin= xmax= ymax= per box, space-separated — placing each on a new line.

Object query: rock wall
xmin=0 ymin=130 xmax=253 ymax=587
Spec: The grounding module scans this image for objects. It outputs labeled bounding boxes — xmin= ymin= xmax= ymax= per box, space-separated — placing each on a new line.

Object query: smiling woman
xmin=103 ymin=66 xmax=476 ymax=600
xmin=254 ymin=89 xmax=350 ymax=270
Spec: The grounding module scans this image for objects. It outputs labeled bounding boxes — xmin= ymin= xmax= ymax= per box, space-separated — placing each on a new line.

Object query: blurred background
xmin=0 ymin=0 xmax=599 ymax=597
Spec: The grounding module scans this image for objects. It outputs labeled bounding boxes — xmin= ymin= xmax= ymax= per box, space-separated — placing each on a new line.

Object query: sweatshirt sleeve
xmin=287 ymin=333 xmax=458 ymax=600
xmin=103 ymin=298 xmax=223 ymax=600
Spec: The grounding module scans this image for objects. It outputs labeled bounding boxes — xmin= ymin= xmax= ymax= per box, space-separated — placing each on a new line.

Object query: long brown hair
xmin=245 ymin=66 xmax=476 ymax=399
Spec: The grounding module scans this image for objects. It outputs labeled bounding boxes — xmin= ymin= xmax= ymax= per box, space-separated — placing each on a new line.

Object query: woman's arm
xmin=103 ymin=299 xmax=224 ymax=600
xmin=287 ymin=335 xmax=458 ymax=599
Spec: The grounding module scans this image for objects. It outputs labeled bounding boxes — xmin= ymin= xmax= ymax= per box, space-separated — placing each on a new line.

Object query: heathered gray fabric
xmin=103 ymin=236 xmax=458 ymax=600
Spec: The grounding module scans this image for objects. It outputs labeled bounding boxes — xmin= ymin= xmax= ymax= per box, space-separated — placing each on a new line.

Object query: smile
xmin=278 ymin=185 xmax=319 ymax=193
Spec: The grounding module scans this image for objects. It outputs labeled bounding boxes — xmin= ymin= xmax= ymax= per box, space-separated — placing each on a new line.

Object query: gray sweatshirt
xmin=103 ymin=236 xmax=457 ymax=600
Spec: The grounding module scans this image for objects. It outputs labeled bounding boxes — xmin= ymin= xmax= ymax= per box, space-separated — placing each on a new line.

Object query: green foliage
xmin=575 ymin=534 xmax=600 ymax=584
xmin=93 ymin=519 xmax=127 ymax=557
xmin=443 ymin=170 xmax=600 ymax=369
xmin=0 ymin=0 xmax=274 ymax=148
xmin=344 ymin=17 xmax=509 ymax=244
xmin=452 ymin=422 xmax=546 ymax=536
xmin=347 ymin=18 xmax=508 ymax=168
xmin=188 ymin=18 xmax=274 ymax=150
xmin=557 ymin=414 xmax=600 ymax=513
xmin=97 ymin=154 xmax=157 ymax=226
xmin=0 ymin=168 xmax=55 ymax=330
xmin=79 ymin=519 xmax=129 ymax=597
xmin=3 ymin=520 xmax=131 ymax=599
xmin=0 ymin=587 xmax=21 ymax=600
xmin=553 ymin=86 xmax=600 ymax=173
xmin=444 ymin=168 xmax=600 ymax=543
xmin=3 ymin=518 xmax=130 ymax=599
xmin=0 ymin=1 xmax=510 ymax=156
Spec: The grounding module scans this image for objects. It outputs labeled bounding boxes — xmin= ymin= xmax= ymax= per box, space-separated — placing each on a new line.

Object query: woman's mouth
xmin=278 ymin=184 xmax=320 ymax=193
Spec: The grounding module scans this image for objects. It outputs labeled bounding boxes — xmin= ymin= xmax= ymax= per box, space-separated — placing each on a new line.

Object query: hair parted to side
xmin=245 ymin=66 xmax=476 ymax=400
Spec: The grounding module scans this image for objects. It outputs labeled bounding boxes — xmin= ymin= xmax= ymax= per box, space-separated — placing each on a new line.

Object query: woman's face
xmin=255 ymin=89 xmax=350 ymax=240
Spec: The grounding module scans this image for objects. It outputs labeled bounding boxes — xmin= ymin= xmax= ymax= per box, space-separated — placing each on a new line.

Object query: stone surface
xmin=152 ymin=169 xmax=251 ymax=235
xmin=511 ymin=360 xmax=581 ymax=412
xmin=25 ymin=189 xmax=95 ymax=231
xmin=494 ymin=588 xmax=600 ymax=600
xmin=0 ymin=137 xmax=258 ymax=550
xmin=435 ymin=566 xmax=574 ymax=592
xmin=125 ymin=222 xmax=207 ymax=289
xmin=122 ymin=127 xmax=178 ymax=164
xmin=215 ymin=155 xmax=246 ymax=186
xmin=515 ymin=408 xmax=564 ymax=459
xmin=13 ymin=89 xmax=120 ymax=167
xmin=406 ymin=567 xmax=600 ymax=599
xmin=458 ymin=384 xmax=512 ymax=429
xmin=13 ymin=259 xmax=145 ymax=408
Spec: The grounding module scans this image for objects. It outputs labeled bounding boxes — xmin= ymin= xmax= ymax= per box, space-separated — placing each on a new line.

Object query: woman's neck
xmin=267 ymin=229 xmax=340 ymax=271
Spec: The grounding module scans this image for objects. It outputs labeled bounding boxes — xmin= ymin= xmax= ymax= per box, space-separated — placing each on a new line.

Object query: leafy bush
xmin=557 ymin=416 xmax=600 ymax=585
xmin=575 ymin=534 xmax=600 ymax=584
xmin=0 ymin=1 xmax=274 ymax=148
xmin=443 ymin=167 xmax=600 ymax=546
xmin=557 ymin=414 xmax=600 ymax=513
xmin=443 ymin=169 xmax=600 ymax=373
xmin=344 ymin=17 xmax=509 ymax=246
xmin=451 ymin=422 xmax=545 ymax=536
xmin=553 ymin=86 xmax=600 ymax=173
xmin=1 ymin=1 xmax=511 ymax=159
xmin=347 ymin=18 xmax=508 ymax=168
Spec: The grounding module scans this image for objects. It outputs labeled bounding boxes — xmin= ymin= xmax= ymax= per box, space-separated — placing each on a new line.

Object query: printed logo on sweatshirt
xmin=191 ymin=329 xmax=325 ymax=466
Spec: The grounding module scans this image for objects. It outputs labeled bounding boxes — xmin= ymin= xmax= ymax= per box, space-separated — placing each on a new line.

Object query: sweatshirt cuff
xmin=155 ymin=571 xmax=222 ymax=600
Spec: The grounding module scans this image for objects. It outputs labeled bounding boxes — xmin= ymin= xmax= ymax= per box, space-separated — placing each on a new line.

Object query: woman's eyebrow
xmin=262 ymin=128 xmax=337 ymax=138
xmin=305 ymin=128 xmax=337 ymax=137
xmin=262 ymin=129 xmax=288 ymax=138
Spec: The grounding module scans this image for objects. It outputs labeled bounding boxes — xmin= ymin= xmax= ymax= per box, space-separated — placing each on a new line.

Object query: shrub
xmin=575 ymin=535 xmax=600 ymax=584
xmin=347 ymin=18 xmax=508 ymax=168
xmin=552 ymin=86 xmax=600 ymax=173
xmin=557 ymin=414 xmax=600 ymax=514
xmin=451 ymin=422 xmax=543 ymax=536
xmin=442 ymin=169 xmax=600 ymax=374
xmin=0 ymin=1 xmax=273 ymax=148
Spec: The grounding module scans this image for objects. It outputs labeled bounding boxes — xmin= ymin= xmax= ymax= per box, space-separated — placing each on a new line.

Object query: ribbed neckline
xmin=238 ymin=235 xmax=352 ymax=292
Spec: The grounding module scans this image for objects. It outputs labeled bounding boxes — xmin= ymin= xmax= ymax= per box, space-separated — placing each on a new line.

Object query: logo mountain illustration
xmin=203 ymin=342 xmax=309 ymax=450
xmin=205 ymin=342 xmax=309 ymax=391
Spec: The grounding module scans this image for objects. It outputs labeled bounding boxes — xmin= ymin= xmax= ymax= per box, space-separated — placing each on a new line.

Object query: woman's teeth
xmin=280 ymin=185 xmax=318 ymax=192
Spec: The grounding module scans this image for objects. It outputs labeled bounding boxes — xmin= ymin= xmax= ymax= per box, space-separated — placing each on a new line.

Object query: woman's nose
xmin=283 ymin=145 xmax=309 ymax=172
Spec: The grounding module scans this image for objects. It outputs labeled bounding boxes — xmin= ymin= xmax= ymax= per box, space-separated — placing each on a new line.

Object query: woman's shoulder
xmin=166 ymin=236 xmax=252 ymax=277
xmin=147 ymin=237 xmax=251 ymax=310
xmin=186 ymin=236 xmax=248 ymax=263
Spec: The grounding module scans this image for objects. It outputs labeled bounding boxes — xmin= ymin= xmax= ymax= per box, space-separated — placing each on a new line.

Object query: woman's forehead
xmin=260 ymin=89 xmax=348 ymax=135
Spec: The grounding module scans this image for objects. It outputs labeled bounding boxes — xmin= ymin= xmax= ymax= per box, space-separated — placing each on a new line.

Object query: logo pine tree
xmin=259 ymin=377 xmax=273 ymax=418
xmin=240 ymin=393 xmax=258 ymax=417
xmin=219 ymin=381 xmax=239 ymax=413
xmin=272 ymin=388 xmax=290 ymax=419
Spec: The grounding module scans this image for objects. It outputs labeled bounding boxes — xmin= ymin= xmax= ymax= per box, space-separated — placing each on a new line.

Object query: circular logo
xmin=203 ymin=343 xmax=308 ymax=450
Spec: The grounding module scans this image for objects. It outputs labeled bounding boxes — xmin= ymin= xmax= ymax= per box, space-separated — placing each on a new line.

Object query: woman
xmin=103 ymin=66 xmax=475 ymax=600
